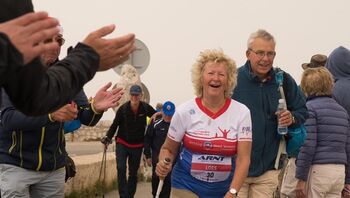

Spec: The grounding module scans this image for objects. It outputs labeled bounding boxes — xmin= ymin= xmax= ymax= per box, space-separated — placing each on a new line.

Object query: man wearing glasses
xmin=41 ymin=25 xmax=65 ymax=66
xmin=232 ymin=29 xmax=307 ymax=198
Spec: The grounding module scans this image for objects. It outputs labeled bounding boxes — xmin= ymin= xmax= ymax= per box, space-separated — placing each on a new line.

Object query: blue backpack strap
xmin=275 ymin=67 xmax=284 ymax=86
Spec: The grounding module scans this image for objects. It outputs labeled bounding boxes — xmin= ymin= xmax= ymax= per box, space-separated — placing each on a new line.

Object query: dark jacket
xmin=326 ymin=46 xmax=350 ymax=117
xmin=232 ymin=61 xmax=308 ymax=177
xmin=0 ymin=89 xmax=102 ymax=171
xmin=106 ymin=101 xmax=156 ymax=146
xmin=0 ymin=0 xmax=100 ymax=116
xmin=296 ymin=96 xmax=350 ymax=183
xmin=144 ymin=118 xmax=170 ymax=165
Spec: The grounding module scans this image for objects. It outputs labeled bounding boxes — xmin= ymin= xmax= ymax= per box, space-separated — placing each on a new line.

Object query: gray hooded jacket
xmin=326 ymin=46 xmax=350 ymax=116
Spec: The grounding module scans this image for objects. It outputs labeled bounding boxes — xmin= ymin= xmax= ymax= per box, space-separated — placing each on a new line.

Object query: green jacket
xmin=232 ymin=61 xmax=307 ymax=177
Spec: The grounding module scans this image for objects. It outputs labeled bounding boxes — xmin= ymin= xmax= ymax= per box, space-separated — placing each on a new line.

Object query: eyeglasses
xmin=248 ymin=48 xmax=276 ymax=59
xmin=44 ymin=36 xmax=65 ymax=46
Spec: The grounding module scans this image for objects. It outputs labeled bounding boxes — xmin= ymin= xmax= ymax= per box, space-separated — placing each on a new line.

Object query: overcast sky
xmin=33 ymin=0 xmax=350 ymax=121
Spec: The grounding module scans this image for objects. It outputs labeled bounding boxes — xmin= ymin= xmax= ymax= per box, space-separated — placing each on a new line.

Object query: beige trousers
xmin=171 ymin=187 xmax=199 ymax=198
xmin=238 ymin=169 xmax=280 ymax=198
xmin=280 ymin=158 xmax=298 ymax=198
xmin=305 ymin=164 xmax=344 ymax=198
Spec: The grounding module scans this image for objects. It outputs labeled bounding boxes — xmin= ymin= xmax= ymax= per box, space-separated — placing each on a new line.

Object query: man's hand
xmin=92 ymin=82 xmax=124 ymax=113
xmin=0 ymin=12 xmax=60 ymax=64
xmin=82 ymin=25 xmax=135 ymax=71
xmin=101 ymin=135 xmax=112 ymax=146
xmin=276 ymin=109 xmax=294 ymax=127
xmin=50 ymin=103 xmax=78 ymax=122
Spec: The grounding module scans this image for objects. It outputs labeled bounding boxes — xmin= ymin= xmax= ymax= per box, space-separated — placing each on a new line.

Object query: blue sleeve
xmin=296 ymin=105 xmax=317 ymax=181
xmin=285 ymin=73 xmax=308 ymax=127
xmin=73 ymin=90 xmax=103 ymax=126
xmin=0 ymin=89 xmax=50 ymax=131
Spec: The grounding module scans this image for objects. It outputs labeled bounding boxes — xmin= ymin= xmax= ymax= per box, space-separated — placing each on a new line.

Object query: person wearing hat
xmin=325 ymin=46 xmax=350 ymax=196
xmin=144 ymin=101 xmax=175 ymax=198
xmin=301 ymin=54 xmax=327 ymax=70
xmin=102 ymin=84 xmax=156 ymax=198
xmin=0 ymin=0 xmax=135 ymax=117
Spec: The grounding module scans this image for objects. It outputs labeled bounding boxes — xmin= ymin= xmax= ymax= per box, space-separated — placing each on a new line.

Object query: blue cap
xmin=162 ymin=101 xmax=175 ymax=116
xmin=130 ymin=84 xmax=142 ymax=95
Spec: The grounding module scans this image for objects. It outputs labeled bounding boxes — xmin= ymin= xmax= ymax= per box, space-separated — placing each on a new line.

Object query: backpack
xmin=65 ymin=155 xmax=76 ymax=182
xmin=275 ymin=68 xmax=307 ymax=157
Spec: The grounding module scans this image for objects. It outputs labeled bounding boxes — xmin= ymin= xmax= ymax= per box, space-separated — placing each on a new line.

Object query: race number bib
xmin=190 ymin=154 xmax=232 ymax=183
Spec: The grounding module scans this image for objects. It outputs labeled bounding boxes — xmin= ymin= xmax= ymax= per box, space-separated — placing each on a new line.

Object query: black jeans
xmin=151 ymin=165 xmax=171 ymax=198
xmin=116 ymin=143 xmax=143 ymax=198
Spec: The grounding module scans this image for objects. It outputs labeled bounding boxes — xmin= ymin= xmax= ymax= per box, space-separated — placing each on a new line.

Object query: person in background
xmin=231 ymin=29 xmax=307 ymax=198
xmin=326 ymin=46 xmax=350 ymax=118
xmin=0 ymin=0 xmax=135 ymax=116
xmin=156 ymin=49 xmax=252 ymax=198
xmin=301 ymin=54 xmax=327 ymax=70
xmin=144 ymin=101 xmax=176 ymax=198
xmin=325 ymin=46 xmax=350 ymax=197
xmin=280 ymin=53 xmax=327 ymax=198
xmin=101 ymin=84 xmax=156 ymax=198
xmin=155 ymin=103 xmax=163 ymax=113
xmin=0 ymin=27 xmax=122 ymax=197
xmin=295 ymin=67 xmax=350 ymax=198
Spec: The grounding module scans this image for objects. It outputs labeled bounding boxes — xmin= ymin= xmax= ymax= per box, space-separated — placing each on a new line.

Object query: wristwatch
xmin=229 ymin=188 xmax=238 ymax=196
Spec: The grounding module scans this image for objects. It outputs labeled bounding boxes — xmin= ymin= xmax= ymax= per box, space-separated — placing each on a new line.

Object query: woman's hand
xmin=342 ymin=184 xmax=350 ymax=198
xmin=155 ymin=158 xmax=172 ymax=178
xmin=295 ymin=180 xmax=306 ymax=198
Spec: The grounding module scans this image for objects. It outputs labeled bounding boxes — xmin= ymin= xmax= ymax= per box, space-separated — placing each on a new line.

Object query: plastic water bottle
xmin=277 ymin=99 xmax=288 ymax=135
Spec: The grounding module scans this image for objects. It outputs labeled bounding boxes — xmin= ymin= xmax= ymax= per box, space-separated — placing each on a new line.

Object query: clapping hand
xmin=91 ymin=82 xmax=124 ymax=113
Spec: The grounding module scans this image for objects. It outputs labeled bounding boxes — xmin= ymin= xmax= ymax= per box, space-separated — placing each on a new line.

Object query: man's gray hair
xmin=247 ymin=29 xmax=276 ymax=49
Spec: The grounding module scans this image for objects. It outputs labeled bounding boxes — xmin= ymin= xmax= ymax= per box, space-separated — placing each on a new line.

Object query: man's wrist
xmin=48 ymin=113 xmax=55 ymax=122
xmin=90 ymin=98 xmax=102 ymax=114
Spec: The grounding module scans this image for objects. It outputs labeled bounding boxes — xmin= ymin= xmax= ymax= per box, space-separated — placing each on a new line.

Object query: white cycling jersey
xmin=169 ymin=98 xmax=252 ymax=192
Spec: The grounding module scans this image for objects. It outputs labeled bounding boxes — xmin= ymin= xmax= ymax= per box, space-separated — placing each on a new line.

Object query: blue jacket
xmin=296 ymin=96 xmax=350 ymax=183
xmin=0 ymin=89 xmax=102 ymax=171
xmin=232 ymin=61 xmax=308 ymax=177
xmin=144 ymin=118 xmax=170 ymax=166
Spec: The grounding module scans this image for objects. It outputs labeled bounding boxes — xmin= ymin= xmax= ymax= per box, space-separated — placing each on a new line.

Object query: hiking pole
xmin=155 ymin=158 xmax=171 ymax=198
xmin=98 ymin=144 xmax=108 ymax=198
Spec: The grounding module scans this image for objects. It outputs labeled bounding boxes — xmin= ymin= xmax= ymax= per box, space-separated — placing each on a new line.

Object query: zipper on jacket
xmin=8 ymin=131 xmax=17 ymax=154
xmin=36 ymin=127 xmax=46 ymax=171
xmin=260 ymin=81 xmax=267 ymax=172
xmin=54 ymin=123 xmax=63 ymax=170
xmin=20 ymin=131 xmax=23 ymax=167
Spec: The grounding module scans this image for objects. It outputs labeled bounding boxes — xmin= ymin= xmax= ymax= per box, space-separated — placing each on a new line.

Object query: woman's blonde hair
xmin=191 ymin=49 xmax=237 ymax=98
xmin=300 ymin=67 xmax=334 ymax=97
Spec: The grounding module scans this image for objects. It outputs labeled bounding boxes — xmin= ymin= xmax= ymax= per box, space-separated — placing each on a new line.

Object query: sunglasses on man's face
xmin=44 ymin=36 xmax=65 ymax=46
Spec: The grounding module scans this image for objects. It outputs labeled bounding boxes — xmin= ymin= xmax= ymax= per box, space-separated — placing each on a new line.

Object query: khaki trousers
xmin=306 ymin=164 xmax=344 ymax=198
xmin=238 ymin=169 xmax=280 ymax=198
xmin=280 ymin=158 xmax=297 ymax=198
